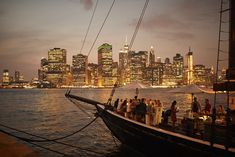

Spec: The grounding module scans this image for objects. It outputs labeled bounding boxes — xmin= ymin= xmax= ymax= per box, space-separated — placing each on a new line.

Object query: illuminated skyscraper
xmin=112 ymin=62 xmax=118 ymax=84
xmin=98 ymin=43 xmax=113 ymax=87
xmin=186 ymin=48 xmax=193 ymax=84
xmin=47 ymin=48 xmax=68 ymax=86
xmin=156 ymin=57 xmax=161 ymax=63
xmin=2 ymin=69 xmax=10 ymax=86
xmin=88 ymin=63 xmax=98 ymax=86
xmin=173 ymin=53 xmax=184 ymax=85
xmin=149 ymin=46 xmax=155 ymax=66
xmin=15 ymin=71 xmax=20 ymax=82
xmin=38 ymin=57 xmax=48 ymax=81
xmin=194 ymin=64 xmax=206 ymax=85
xmin=72 ymin=54 xmax=88 ymax=86
xmin=119 ymin=40 xmax=129 ymax=85
xmin=163 ymin=58 xmax=175 ymax=86
xmin=128 ymin=51 xmax=148 ymax=83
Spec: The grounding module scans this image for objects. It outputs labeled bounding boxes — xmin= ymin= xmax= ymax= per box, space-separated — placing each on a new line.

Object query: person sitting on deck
xmin=217 ymin=105 xmax=226 ymax=119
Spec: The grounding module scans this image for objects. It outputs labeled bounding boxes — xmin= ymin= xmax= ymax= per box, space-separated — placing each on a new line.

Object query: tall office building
xmin=163 ymin=58 xmax=175 ymax=86
xmin=128 ymin=51 xmax=148 ymax=83
xmin=186 ymin=48 xmax=193 ymax=84
xmin=149 ymin=46 xmax=155 ymax=67
xmin=119 ymin=40 xmax=129 ymax=85
xmin=38 ymin=57 xmax=48 ymax=81
xmin=2 ymin=69 xmax=10 ymax=86
xmin=194 ymin=64 xmax=206 ymax=85
xmin=143 ymin=62 xmax=163 ymax=86
xmin=15 ymin=71 xmax=20 ymax=82
xmin=47 ymin=48 xmax=68 ymax=86
xmin=156 ymin=57 xmax=161 ymax=63
xmin=173 ymin=53 xmax=184 ymax=85
xmin=98 ymin=43 xmax=113 ymax=87
xmin=112 ymin=62 xmax=118 ymax=84
xmin=72 ymin=54 xmax=88 ymax=86
xmin=88 ymin=63 xmax=98 ymax=86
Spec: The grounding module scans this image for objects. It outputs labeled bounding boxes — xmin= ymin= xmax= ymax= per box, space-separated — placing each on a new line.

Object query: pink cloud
xmin=80 ymin=0 xmax=93 ymax=10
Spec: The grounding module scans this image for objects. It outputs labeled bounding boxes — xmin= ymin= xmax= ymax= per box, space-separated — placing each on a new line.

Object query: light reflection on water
xmin=0 ymin=88 xmax=226 ymax=157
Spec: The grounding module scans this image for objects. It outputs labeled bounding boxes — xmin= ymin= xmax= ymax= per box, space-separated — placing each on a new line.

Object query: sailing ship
xmin=65 ymin=0 xmax=235 ymax=156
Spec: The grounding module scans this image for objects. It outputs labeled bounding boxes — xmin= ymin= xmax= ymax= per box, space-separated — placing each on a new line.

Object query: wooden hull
xmin=66 ymin=94 xmax=234 ymax=157
xmin=97 ymin=105 xmax=234 ymax=157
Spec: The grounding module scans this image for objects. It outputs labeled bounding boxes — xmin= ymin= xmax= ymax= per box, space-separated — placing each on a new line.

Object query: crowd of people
xmin=112 ymin=95 xmax=227 ymax=128
xmin=113 ymin=96 xmax=163 ymax=126
xmin=191 ymin=97 xmax=226 ymax=118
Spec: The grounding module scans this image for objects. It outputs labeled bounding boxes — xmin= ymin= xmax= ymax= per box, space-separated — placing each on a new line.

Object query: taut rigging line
xmin=0 ymin=122 xmax=105 ymax=155
xmin=87 ymin=0 xmax=116 ymax=57
xmin=79 ymin=0 xmax=99 ymax=54
xmin=0 ymin=116 xmax=98 ymax=143
xmin=129 ymin=0 xmax=149 ymax=50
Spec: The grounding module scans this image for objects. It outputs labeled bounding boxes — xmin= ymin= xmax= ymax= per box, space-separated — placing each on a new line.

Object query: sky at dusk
xmin=0 ymin=0 xmax=221 ymax=80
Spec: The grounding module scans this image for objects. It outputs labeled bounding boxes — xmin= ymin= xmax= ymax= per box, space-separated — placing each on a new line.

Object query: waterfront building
xmin=193 ymin=64 xmax=206 ymax=85
xmin=118 ymin=41 xmax=130 ymax=85
xmin=143 ymin=62 xmax=163 ymax=86
xmin=88 ymin=63 xmax=98 ymax=87
xmin=112 ymin=62 xmax=118 ymax=84
xmin=186 ymin=48 xmax=194 ymax=84
xmin=162 ymin=58 xmax=176 ymax=86
xmin=156 ymin=57 xmax=161 ymax=63
xmin=128 ymin=51 xmax=148 ymax=83
xmin=148 ymin=46 xmax=155 ymax=67
xmin=173 ymin=53 xmax=184 ymax=85
xmin=19 ymin=73 xmax=24 ymax=82
xmin=205 ymin=67 xmax=215 ymax=86
xmin=72 ymin=54 xmax=88 ymax=86
xmin=15 ymin=71 xmax=20 ymax=82
xmin=47 ymin=48 xmax=68 ymax=87
xmin=2 ymin=69 xmax=10 ymax=86
xmin=98 ymin=43 xmax=113 ymax=87
xmin=38 ymin=57 xmax=48 ymax=82
xmin=220 ymin=67 xmax=227 ymax=81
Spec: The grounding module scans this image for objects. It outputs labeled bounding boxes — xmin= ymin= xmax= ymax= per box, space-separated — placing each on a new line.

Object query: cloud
xmin=154 ymin=31 xmax=195 ymax=41
xmin=173 ymin=0 xmax=219 ymax=23
xmin=141 ymin=14 xmax=190 ymax=31
xmin=80 ymin=0 xmax=93 ymax=10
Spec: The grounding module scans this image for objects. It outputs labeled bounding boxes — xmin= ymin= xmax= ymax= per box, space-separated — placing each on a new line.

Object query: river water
xmin=0 ymin=88 xmax=227 ymax=157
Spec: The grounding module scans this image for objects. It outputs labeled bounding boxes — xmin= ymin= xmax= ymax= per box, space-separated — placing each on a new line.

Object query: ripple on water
xmin=0 ymin=88 xmax=227 ymax=157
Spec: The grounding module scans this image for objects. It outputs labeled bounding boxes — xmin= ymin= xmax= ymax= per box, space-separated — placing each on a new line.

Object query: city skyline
xmin=0 ymin=0 xmax=221 ymax=80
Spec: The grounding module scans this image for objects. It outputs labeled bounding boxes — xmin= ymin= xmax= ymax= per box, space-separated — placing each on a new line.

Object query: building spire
xmin=125 ymin=35 xmax=128 ymax=45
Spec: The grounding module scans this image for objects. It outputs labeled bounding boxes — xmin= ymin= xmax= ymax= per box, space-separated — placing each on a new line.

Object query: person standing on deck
xmin=153 ymin=100 xmax=163 ymax=126
xmin=170 ymin=100 xmax=178 ymax=128
xmin=204 ymin=98 xmax=211 ymax=115
xmin=135 ymin=98 xmax=147 ymax=122
xmin=191 ymin=97 xmax=201 ymax=116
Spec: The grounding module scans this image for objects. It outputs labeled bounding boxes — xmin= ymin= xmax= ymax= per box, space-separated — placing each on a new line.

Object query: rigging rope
xmin=0 ymin=123 xmax=105 ymax=155
xmin=129 ymin=0 xmax=149 ymax=50
xmin=67 ymin=96 xmax=120 ymax=146
xmin=87 ymin=0 xmax=116 ymax=57
xmin=80 ymin=0 xmax=99 ymax=54
xmin=0 ymin=116 xmax=98 ymax=142
xmin=0 ymin=129 xmax=72 ymax=157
